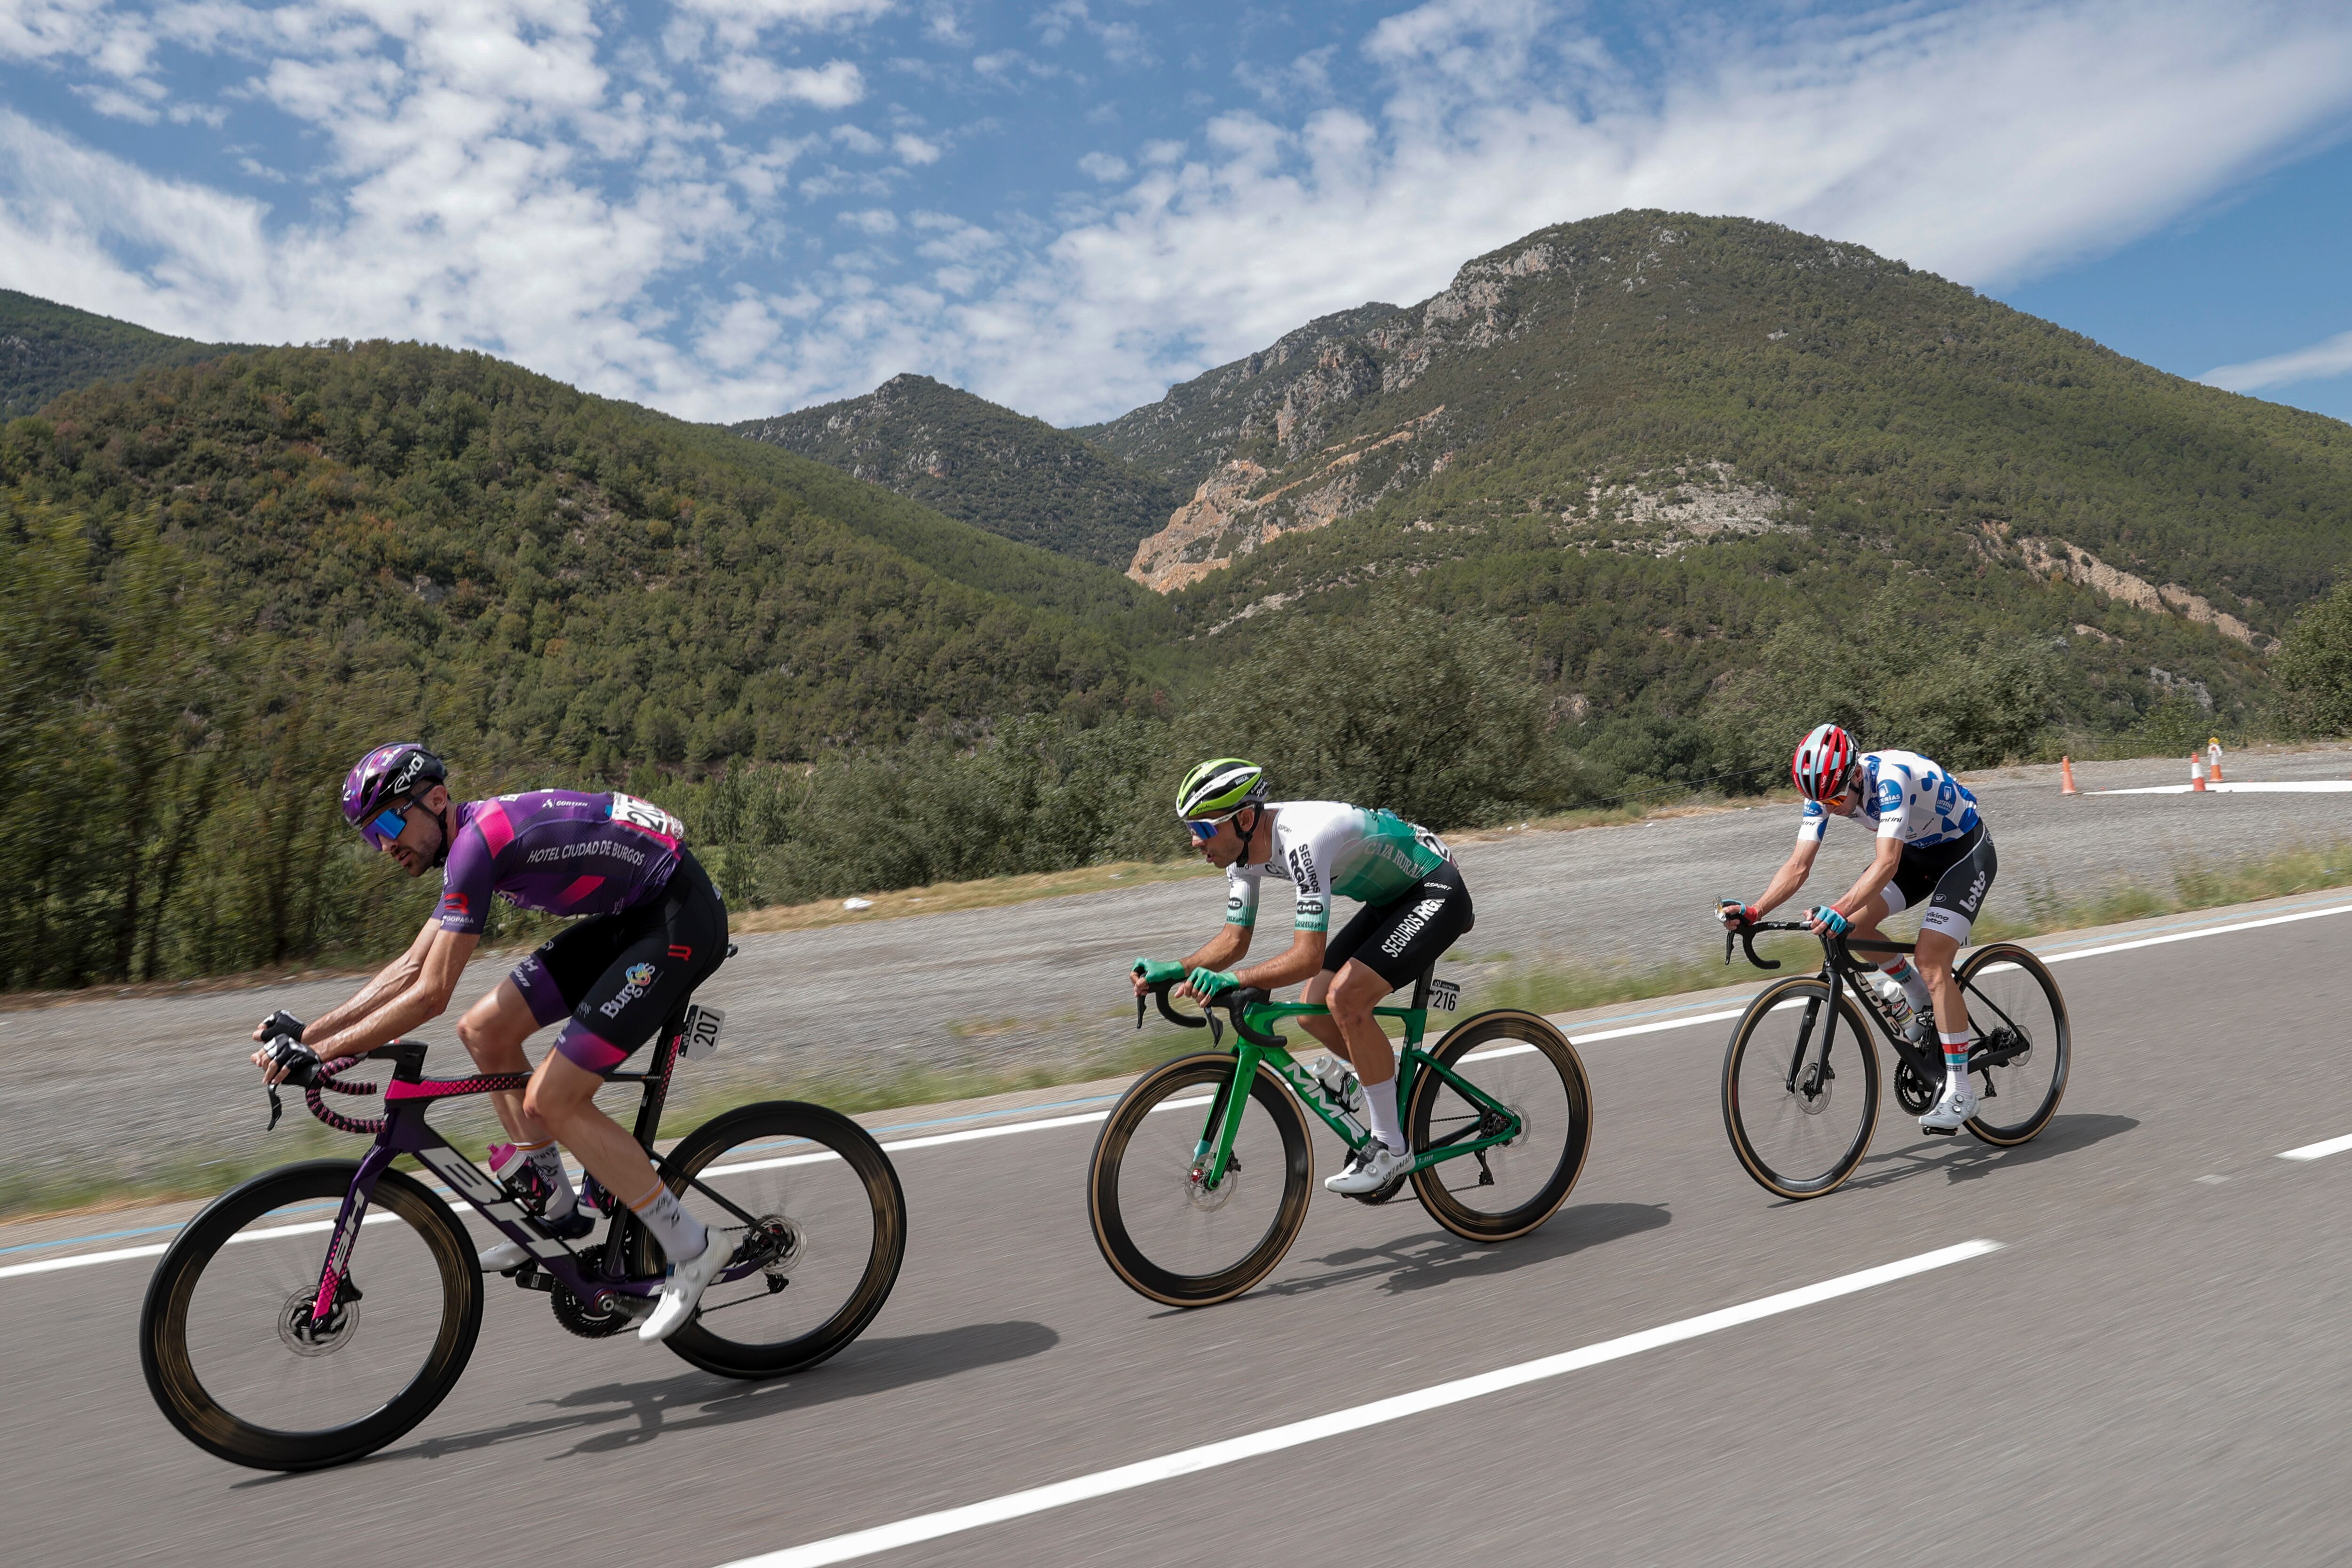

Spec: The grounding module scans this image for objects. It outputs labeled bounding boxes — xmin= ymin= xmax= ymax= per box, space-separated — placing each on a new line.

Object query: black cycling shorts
xmin=509 ymin=849 xmax=728 ymax=1073
xmin=1883 ymin=822 xmax=1996 ymax=944
xmin=1322 ymin=861 xmax=1476 ymax=987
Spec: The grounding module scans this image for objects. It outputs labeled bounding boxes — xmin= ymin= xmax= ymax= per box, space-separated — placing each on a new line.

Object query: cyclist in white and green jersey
xmin=1133 ymin=758 xmax=1476 ymax=1197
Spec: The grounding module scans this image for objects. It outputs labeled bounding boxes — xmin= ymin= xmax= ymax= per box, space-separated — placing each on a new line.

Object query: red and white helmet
xmin=1791 ymin=723 xmax=1855 ymax=803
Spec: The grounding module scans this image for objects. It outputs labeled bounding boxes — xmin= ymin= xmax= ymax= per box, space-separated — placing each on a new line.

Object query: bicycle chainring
xmin=549 ymin=1284 xmax=636 ymax=1339
xmin=1894 ymin=1060 xmax=1938 ymax=1116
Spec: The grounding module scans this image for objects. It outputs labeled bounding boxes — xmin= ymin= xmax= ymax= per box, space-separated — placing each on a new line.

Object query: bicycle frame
xmin=1726 ymin=924 xmax=2039 ymax=1096
xmin=292 ymin=1002 xmax=771 ymax=1332
xmin=1179 ymin=971 xmax=1525 ymax=1191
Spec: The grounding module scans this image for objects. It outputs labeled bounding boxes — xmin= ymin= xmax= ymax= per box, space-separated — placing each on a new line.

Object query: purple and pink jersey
xmin=436 ymin=790 xmax=684 ymax=934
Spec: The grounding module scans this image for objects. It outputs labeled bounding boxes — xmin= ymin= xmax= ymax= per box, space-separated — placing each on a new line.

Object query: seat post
xmin=1410 ymin=964 xmax=1435 ymax=1012
xmin=629 ymin=1001 xmax=693 ymax=1151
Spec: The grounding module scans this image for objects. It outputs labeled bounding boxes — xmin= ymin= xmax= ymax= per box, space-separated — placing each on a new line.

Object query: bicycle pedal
xmin=1921 ymin=1124 xmax=1959 ymax=1137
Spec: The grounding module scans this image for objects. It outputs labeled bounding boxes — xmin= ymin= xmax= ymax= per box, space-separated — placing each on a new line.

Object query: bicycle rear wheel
xmin=140 ymin=1160 xmax=480 ymax=1471
xmin=1722 ymin=977 xmax=1881 ymax=1199
xmin=660 ymin=1102 xmax=908 ymax=1379
xmin=1958 ymin=943 xmax=2070 ymax=1146
xmin=1405 ymin=1010 xmax=1593 ymax=1242
xmin=1088 ymin=1053 xmax=1313 ymax=1307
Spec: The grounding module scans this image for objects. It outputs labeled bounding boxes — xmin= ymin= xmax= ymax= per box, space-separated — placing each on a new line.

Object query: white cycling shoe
xmin=1919 ymin=1083 xmax=1980 ymax=1135
xmin=639 ymin=1229 xmax=738 ymax=1343
xmin=1325 ymin=1140 xmax=1413 ymax=1196
xmin=478 ymin=1237 xmax=529 ymax=1273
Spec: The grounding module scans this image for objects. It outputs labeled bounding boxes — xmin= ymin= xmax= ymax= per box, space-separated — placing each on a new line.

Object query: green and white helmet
xmin=1176 ymin=757 xmax=1267 ymax=819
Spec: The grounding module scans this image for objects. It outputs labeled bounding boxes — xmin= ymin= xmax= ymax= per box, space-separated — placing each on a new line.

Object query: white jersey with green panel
xmin=1224 ymin=801 xmax=1452 ymax=934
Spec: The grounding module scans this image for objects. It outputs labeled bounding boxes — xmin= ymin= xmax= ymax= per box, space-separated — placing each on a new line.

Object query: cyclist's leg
xmin=1332 ymin=865 xmax=1476 ymax=1147
xmin=1915 ymin=826 xmax=1998 ymax=1037
xmin=521 ymin=855 xmax=727 ymax=1257
xmin=1301 ymin=901 xmax=1385 ymax=1061
xmin=458 ymin=914 xmax=636 ymax=1143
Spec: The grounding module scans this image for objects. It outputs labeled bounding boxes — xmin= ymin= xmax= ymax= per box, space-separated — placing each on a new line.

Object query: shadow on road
xmin=1248 ymin=1200 xmax=1672 ymax=1302
xmin=1837 ymin=1112 xmax=2139 ymax=1195
xmin=253 ymin=1318 xmax=1060 ymax=1476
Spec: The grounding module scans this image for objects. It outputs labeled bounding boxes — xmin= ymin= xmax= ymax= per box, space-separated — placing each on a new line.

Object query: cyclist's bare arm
xmin=1750 ymin=839 xmax=1822 ymax=917
xmin=254 ymin=926 xmax=478 ymax=1081
xmin=267 ymin=916 xmax=439 ymax=1045
xmin=1832 ymin=837 xmax=1905 ymax=918
xmin=1232 ymin=928 xmax=1327 ymax=993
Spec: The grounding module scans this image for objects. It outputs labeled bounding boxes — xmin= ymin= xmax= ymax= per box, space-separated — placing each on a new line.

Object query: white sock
xmin=626 ymin=1180 xmax=708 ymax=1263
xmin=1882 ymin=958 xmax=1932 ymax=1014
xmin=1939 ymin=1030 xmax=1971 ymax=1095
xmin=1362 ymin=1074 xmax=1405 ymax=1155
xmin=490 ymin=1139 xmax=578 ymax=1220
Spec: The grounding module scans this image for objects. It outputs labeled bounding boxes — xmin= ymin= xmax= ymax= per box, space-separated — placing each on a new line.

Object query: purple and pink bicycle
xmin=138 ymin=978 xmax=906 ymax=1471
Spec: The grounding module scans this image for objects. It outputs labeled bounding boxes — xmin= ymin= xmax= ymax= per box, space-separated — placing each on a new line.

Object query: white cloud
xmin=6 ymin=0 xmax=2352 ymax=433
xmin=713 ymin=54 xmax=866 ymax=110
xmin=2203 ymin=329 xmax=2352 ymax=393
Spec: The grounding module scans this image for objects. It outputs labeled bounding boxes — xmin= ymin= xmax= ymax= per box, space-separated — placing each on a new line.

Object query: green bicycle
xmin=1089 ymin=965 xmax=1594 ymax=1307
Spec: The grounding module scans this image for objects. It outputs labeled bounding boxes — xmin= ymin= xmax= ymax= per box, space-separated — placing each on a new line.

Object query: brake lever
xmin=265 ymin=1084 xmax=283 ymax=1132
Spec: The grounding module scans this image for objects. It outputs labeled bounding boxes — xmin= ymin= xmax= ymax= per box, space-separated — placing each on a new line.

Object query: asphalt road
xmin=8 ymin=887 xmax=2352 ymax=1566
xmin=5 ymin=744 xmax=2349 ymax=1189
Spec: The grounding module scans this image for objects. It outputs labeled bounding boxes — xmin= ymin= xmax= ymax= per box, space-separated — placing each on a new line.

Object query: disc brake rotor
xmin=276 ymin=1286 xmax=358 ymax=1357
xmin=1184 ymin=1153 xmax=1238 ymax=1212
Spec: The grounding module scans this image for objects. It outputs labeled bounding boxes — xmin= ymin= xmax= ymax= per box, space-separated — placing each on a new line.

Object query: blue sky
xmin=2 ymin=0 xmax=2350 ymax=427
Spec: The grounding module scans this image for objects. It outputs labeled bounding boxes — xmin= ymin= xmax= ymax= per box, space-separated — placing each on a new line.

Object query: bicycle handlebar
xmin=1135 ymin=975 xmax=1286 ymax=1050
xmin=1722 ymin=919 xmax=1915 ymax=971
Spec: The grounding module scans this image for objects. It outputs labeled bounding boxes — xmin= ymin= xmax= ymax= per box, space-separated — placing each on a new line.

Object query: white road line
xmin=2036 ymin=901 xmax=2352 ymax=965
xmin=0 ymin=1213 xmax=399 ymax=1279
xmin=2278 ymin=1133 xmax=2352 ymax=1162
xmin=717 ymin=1240 xmax=2005 ymax=1568
xmin=14 ymin=897 xmax=2349 ymax=1283
xmin=2092 ymin=781 xmax=2352 ymax=795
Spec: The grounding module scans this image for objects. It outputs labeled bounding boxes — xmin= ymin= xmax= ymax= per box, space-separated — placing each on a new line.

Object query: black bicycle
xmin=1719 ymin=921 xmax=2069 ymax=1199
xmin=140 ymin=958 xmax=907 ymax=1471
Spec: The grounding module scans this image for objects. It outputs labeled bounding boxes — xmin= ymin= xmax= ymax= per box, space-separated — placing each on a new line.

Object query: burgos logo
xmin=600 ymin=962 xmax=660 ymax=1018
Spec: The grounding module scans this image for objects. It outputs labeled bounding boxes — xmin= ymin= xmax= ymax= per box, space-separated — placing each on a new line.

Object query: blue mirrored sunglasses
xmin=1184 ymin=816 xmax=1228 ymax=842
xmin=361 ymin=802 xmax=413 ymax=849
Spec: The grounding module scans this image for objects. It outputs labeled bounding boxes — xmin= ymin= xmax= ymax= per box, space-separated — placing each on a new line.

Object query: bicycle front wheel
xmin=1088 ymin=1053 xmax=1313 ymax=1307
xmin=1958 ymin=943 xmax=2071 ymax=1146
xmin=139 ymin=1160 xmax=481 ymax=1471
xmin=1405 ymin=1010 xmax=1593 ymax=1242
xmin=1723 ymin=977 xmax=1881 ymax=1199
xmin=661 ymin=1102 xmax=908 ymax=1380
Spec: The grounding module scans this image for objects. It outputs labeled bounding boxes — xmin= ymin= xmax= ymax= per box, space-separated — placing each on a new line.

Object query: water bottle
xmin=1874 ymin=975 xmax=1915 ymax=1037
xmin=1311 ymin=1057 xmax=1364 ymax=1116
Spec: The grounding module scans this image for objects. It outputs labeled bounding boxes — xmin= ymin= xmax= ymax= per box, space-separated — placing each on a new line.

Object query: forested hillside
xmin=0 ymin=289 xmax=249 ymax=419
xmin=1083 ymin=212 xmax=2352 ymax=768
xmin=0 ymin=342 xmax=1167 ymax=987
xmin=736 ymin=373 xmax=1183 ymax=569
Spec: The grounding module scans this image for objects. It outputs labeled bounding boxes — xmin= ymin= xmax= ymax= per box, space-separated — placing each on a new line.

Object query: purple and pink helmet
xmin=342 ymin=743 xmax=446 ymax=842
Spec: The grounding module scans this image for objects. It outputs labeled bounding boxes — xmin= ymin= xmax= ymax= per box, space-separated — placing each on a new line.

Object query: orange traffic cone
xmin=2060 ymin=757 xmax=2078 ymax=795
xmin=2207 ymin=738 xmax=2225 ymax=783
xmin=2190 ymin=752 xmax=2207 ymax=792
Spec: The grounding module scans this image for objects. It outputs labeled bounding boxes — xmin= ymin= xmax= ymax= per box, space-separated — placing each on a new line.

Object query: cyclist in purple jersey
xmin=250 ymin=745 xmax=737 ymax=1341
xmin=433 ymin=789 xmax=682 ymax=930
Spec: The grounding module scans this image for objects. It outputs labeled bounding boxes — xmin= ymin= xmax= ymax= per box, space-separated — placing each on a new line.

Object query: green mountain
xmin=0 ymin=288 xmax=250 ymax=419
xmin=1083 ymin=210 xmax=2352 ymax=741
xmin=736 ymin=372 xmax=1184 ymax=570
xmin=1 ymin=341 xmax=1158 ymax=775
